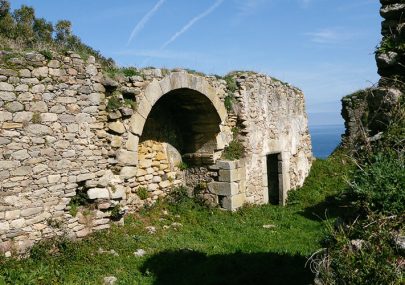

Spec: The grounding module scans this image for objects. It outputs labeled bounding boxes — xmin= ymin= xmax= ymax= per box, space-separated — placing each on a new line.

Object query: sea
xmin=309 ymin=124 xmax=345 ymax=159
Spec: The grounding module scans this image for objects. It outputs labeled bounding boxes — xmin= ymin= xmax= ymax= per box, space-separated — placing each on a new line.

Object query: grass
xmin=0 ymin=154 xmax=353 ymax=285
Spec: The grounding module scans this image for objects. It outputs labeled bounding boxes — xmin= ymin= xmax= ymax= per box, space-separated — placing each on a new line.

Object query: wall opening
xmin=140 ymin=88 xmax=222 ymax=166
xmin=266 ymin=153 xmax=282 ymax=205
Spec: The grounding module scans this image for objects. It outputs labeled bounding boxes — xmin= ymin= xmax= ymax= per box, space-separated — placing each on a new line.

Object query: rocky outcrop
xmin=342 ymin=0 xmax=404 ymax=148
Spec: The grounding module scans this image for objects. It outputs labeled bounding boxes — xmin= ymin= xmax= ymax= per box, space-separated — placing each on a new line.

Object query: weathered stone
xmin=219 ymin=169 xmax=241 ymax=182
xmin=222 ymin=193 xmax=246 ymax=211
xmin=11 ymin=150 xmax=30 ymax=160
xmin=30 ymin=101 xmax=48 ymax=112
xmin=0 ymin=111 xmax=12 ymax=122
xmin=0 ymin=82 xmax=14 ymax=91
xmin=19 ymin=69 xmax=31 ymax=77
xmin=48 ymin=60 xmax=60 ymax=68
xmin=48 ymin=174 xmax=61 ymax=183
xmin=31 ymin=84 xmax=46 ymax=93
xmin=77 ymin=173 xmax=96 ymax=182
xmin=32 ymin=67 xmax=48 ymax=78
xmin=120 ymin=166 xmax=138 ymax=179
xmin=0 ymin=91 xmax=16 ymax=101
xmin=88 ymin=93 xmax=105 ymax=105
xmin=26 ymin=124 xmax=52 ymax=135
xmin=5 ymin=101 xmax=24 ymax=112
xmin=50 ymin=105 xmax=66 ymax=113
xmin=108 ymin=111 xmax=121 ymax=120
xmin=21 ymin=207 xmax=42 ymax=217
xmin=17 ymin=92 xmax=33 ymax=101
xmin=15 ymin=84 xmax=29 ymax=92
xmin=40 ymin=113 xmax=58 ymax=122
xmin=126 ymin=133 xmax=139 ymax=152
xmin=108 ymin=121 xmax=126 ymax=134
xmin=159 ymin=180 xmax=171 ymax=188
xmin=0 ymin=161 xmax=20 ymax=170
xmin=208 ymin=182 xmax=239 ymax=196
xmin=88 ymin=188 xmax=109 ymax=199
xmin=119 ymin=107 xmax=134 ymax=117
xmin=116 ymin=150 xmax=138 ymax=166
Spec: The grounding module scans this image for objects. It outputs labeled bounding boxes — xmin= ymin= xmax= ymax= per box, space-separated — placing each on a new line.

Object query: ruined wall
xmin=0 ymin=52 xmax=113 ymax=254
xmin=342 ymin=0 xmax=404 ymax=148
xmin=233 ymin=73 xmax=312 ymax=204
xmin=0 ymin=51 xmax=312 ymax=254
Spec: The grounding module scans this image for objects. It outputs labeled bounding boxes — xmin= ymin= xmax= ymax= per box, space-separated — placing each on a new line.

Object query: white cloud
xmin=160 ymin=0 xmax=224 ymax=50
xmin=127 ymin=0 xmax=166 ymax=46
xmin=304 ymin=28 xmax=357 ymax=44
xmin=115 ymin=49 xmax=205 ymax=61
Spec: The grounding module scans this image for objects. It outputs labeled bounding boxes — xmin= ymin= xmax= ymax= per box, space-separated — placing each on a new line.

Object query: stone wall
xmin=0 ymin=51 xmax=113 ymax=254
xmin=0 ymin=51 xmax=312 ymax=254
xmin=342 ymin=0 xmax=404 ymax=148
xmin=233 ymin=73 xmax=312 ymax=205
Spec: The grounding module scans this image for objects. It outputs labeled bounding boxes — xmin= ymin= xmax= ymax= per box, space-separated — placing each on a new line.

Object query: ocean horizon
xmin=309 ymin=124 xmax=345 ymax=159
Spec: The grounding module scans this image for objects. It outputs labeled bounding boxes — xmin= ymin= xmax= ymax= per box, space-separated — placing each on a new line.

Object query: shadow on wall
xmin=140 ymin=88 xmax=221 ymax=156
xmin=140 ymin=250 xmax=314 ymax=285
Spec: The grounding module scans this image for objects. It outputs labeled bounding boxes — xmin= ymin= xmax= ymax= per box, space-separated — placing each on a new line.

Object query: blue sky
xmin=11 ymin=0 xmax=381 ymax=126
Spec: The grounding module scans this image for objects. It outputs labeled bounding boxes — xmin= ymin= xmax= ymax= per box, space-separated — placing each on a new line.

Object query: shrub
xmin=343 ymin=153 xmax=405 ymax=215
xmin=222 ymin=140 xmax=245 ymax=160
xmin=110 ymin=204 xmax=122 ymax=220
xmin=137 ymin=187 xmax=149 ymax=200
xmin=224 ymin=93 xmax=234 ymax=112
xmin=39 ymin=49 xmax=52 ymax=60
xmin=224 ymin=75 xmax=237 ymax=93
xmin=312 ymin=214 xmax=404 ymax=285
xmin=177 ymin=161 xmax=188 ymax=171
xmin=106 ymin=95 xmax=121 ymax=111
xmin=121 ymin=67 xmax=140 ymax=77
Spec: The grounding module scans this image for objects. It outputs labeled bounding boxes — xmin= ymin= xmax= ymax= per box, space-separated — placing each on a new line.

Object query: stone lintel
xmin=208 ymin=181 xmax=239 ymax=196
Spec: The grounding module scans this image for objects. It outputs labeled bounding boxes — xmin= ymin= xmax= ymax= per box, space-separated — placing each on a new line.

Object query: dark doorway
xmin=267 ymin=153 xmax=281 ymax=205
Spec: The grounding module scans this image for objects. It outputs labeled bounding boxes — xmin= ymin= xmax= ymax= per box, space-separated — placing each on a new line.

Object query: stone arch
xmin=128 ymin=72 xmax=229 ymax=166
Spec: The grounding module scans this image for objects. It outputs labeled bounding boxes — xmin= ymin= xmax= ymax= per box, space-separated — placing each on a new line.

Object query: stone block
xmin=159 ymin=180 xmax=171 ymax=188
xmin=5 ymin=210 xmax=21 ymax=220
xmin=218 ymin=169 xmax=240 ymax=182
xmin=21 ymin=207 xmax=42 ymax=217
xmin=5 ymin=101 xmax=24 ymax=112
xmin=109 ymin=185 xmax=126 ymax=199
xmin=137 ymin=97 xmax=152 ymax=119
xmin=216 ymin=160 xmax=237 ymax=170
xmin=0 ymin=82 xmax=13 ymax=91
xmin=144 ymin=79 xmax=163 ymax=105
xmin=0 ymin=91 xmax=16 ymax=101
xmin=120 ymin=166 xmax=138 ymax=179
xmin=26 ymin=124 xmax=52 ymax=135
xmin=126 ymin=133 xmax=139 ymax=152
xmin=13 ymin=111 xmax=32 ymax=122
xmin=77 ymin=173 xmax=96 ymax=182
xmin=129 ymin=112 xmax=146 ymax=136
xmin=32 ymin=67 xmax=48 ymax=78
xmin=0 ymin=111 xmax=12 ymax=122
xmin=87 ymin=188 xmax=110 ymax=199
xmin=108 ymin=121 xmax=126 ymax=134
xmin=40 ymin=113 xmax=58 ymax=122
xmin=222 ymin=193 xmax=246 ymax=211
xmin=117 ymin=150 xmax=138 ymax=166
xmin=208 ymin=181 xmax=239 ymax=196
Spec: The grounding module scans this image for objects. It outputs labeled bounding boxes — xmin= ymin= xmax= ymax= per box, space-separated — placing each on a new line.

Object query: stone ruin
xmin=0 ymin=51 xmax=312 ymax=254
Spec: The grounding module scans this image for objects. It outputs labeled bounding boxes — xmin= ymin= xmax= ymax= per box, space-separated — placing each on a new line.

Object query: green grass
xmin=0 ymin=155 xmax=353 ymax=285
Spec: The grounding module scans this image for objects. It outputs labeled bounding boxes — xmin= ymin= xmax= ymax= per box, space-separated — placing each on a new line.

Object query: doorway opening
xmin=267 ymin=153 xmax=282 ymax=205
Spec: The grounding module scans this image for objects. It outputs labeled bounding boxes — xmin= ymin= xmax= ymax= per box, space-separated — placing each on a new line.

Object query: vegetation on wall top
xmin=0 ymin=0 xmax=114 ymax=68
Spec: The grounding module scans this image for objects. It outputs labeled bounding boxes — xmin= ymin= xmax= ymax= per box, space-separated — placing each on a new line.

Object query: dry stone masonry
xmin=342 ymin=0 xmax=404 ymax=147
xmin=0 ymin=51 xmax=312 ymax=255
